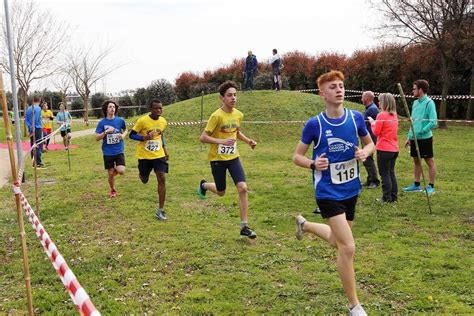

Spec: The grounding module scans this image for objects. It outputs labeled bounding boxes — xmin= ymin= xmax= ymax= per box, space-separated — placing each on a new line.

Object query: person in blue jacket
xmin=361 ymin=91 xmax=380 ymax=188
xmin=243 ymin=50 xmax=258 ymax=91
xmin=25 ymin=96 xmax=44 ymax=168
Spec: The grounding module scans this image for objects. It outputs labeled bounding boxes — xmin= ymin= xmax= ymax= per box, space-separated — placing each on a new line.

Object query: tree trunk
xmin=438 ymin=54 xmax=451 ymax=129
xmin=467 ymin=66 xmax=474 ymax=120
xmin=83 ymin=93 xmax=89 ymax=125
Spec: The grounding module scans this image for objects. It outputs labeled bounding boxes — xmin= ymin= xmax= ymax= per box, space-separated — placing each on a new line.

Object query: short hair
xmin=378 ymin=93 xmax=397 ymax=114
xmin=102 ymin=100 xmax=118 ymax=117
xmin=362 ymin=91 xmax=375 ymax=101
xmin=218 ymin=80 xmax=238 ymax=96
xmin=414 ymin=79 xmax=429 ymax=93
xmin=273 ymin=49 xmax=277 ymax=54
xmin=317 ymin=70 xmax=345 ymax=90
xmin=149 ymin=99 xmax=162 ymax=108
xmin=33 ymin=96 xmax=41 ymax=103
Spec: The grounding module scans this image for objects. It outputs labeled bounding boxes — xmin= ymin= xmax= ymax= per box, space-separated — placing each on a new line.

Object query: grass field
xmin=0 ymin=91 xmax=473 ymax=314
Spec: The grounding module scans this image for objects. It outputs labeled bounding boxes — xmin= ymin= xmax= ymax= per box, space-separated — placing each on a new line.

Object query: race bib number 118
xmin=330 ymin=158 xmax=357 ymax=184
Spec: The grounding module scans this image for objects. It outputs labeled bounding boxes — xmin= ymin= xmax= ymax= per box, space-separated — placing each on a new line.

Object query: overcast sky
xmin=31 ymin=0 xmax=379 ymax=93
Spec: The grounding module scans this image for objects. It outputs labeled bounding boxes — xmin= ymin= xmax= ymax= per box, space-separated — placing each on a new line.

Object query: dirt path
xmin=0 ymin=128 xmax=96 ymax=188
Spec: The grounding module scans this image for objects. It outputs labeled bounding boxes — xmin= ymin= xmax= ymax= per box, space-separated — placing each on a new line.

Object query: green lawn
xmin=0 ymin=91 xmax=472 ymax=314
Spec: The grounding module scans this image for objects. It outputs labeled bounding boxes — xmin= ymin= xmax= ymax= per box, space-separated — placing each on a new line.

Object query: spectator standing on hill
xmin=361 ymin=91 xmax=380 ymax=188
xmin=25 ymin=96 xmax=44 ymax=168
xmin=243 ymin=50 xmax=258 ymax=91
xmin=95 ymin=100 xmax=127 ymax=198
xmin=129 ymin=100 xmax=170 ymax=220
xmin=269 ymin=48 xmax=283 ymax=91
xmin=41 ymin=102 xmax=54 ymax=151
xmin=293 ymin=70 xmax=373 ymax=316
xmin=403 ymin=79 xmax=438 ymax=195
xmin=368 ymin=93 xmax=399 ymax=203
xmin=197 ymin=80 xmax=258 ymax=239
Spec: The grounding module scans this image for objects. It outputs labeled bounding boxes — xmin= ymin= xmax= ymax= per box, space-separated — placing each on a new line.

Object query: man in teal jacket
xmin=403 ymin=79 xmax=438 ymax=195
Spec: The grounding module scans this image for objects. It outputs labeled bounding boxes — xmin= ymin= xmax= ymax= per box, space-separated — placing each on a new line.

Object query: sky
xmin=29 ymin=0 xmax=380 ymax=93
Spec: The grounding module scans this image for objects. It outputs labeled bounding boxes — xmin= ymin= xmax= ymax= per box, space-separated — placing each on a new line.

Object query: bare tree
xmin=53 ymin=72 xmax=72 ymax=105
xmin=0 ymin=0 xmax=70 ymax=134
xmin=67 ymin=46 xmax=121 ymax=123
xmin=374 ymin=0 xmax=472 ymax=127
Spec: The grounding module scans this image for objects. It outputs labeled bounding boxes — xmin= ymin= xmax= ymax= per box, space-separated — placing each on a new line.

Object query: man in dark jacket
xmin=361 ymin=91 xmax=380 ymax=188
xmin=243 ymin=51 xmax=258 ymax=91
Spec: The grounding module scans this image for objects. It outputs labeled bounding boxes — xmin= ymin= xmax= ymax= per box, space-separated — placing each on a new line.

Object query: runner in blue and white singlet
xmin=293 ymin=70 xmax=374 ymax=316
xmin=302 ymin=108 xmax=368 ymax=201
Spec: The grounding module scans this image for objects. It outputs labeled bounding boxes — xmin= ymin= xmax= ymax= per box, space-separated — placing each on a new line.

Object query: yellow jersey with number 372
xmin=205 ymin=108 xmax=243 ymax=161
xmin=132 ymin=115 xmax=167 ymax=160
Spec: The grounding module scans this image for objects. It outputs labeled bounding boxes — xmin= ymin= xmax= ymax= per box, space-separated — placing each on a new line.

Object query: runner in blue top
xmin=293 ymin=70 xmax=374 ymax=316
xmin=95 ymin=100 xmax=127 ymax=198
xmin=56 ymin=102 xmax=73 ymax=150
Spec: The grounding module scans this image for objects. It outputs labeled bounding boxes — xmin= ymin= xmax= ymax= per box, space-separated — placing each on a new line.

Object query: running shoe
xmin=197 ymin=179 xmax=207 ymax=199
xmin=156 ymin=210 xmax=167 ymax=220
xmin=402 ymin=183 xmax=422 ymax=192
xmin=349 ymin=304 xmax=367 ymax=316
xmin=240 ymin=226 xmax=257 ymax=239
xmin=295 ymin=215 xmax=306 ymax=240
xmin=424 ymin=185 xmax=435 ymax=195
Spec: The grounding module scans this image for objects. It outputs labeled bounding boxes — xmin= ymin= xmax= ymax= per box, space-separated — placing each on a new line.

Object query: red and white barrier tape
xmin=13 ymin=183 xmax=100 ymax=315
xmin=299 ymin=88 xmax=474 ymax=100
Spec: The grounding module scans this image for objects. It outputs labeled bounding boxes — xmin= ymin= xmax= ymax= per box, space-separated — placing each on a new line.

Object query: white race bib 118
xmin=106 ymin=134 xmax=120 ymax=145
xmin=218 ymin=143 xmax=237 ymax=155
xmin=330 ymin=158 xmax=357 ymax=184
xmin=145 ymin=140 xmax=161 ymax=152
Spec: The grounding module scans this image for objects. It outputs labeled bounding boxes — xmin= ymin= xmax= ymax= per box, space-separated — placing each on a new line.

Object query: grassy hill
xmin=0 ymin=91 xmax=472 ymax=314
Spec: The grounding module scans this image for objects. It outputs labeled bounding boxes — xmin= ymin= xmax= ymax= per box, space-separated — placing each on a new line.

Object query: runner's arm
xmin=199 ymin=131 xmax=234 ymax=145
xmin=95 ymin=131 xmax=106 ymax=141
xmin=237 ymin=130 xmax=257 ymax=149
xmin=129 ymin=130 xmax=144 ymax=141
xmin=293 ymin=141 xmax=328 ymax=170
xmin=355 ymin=134 xmax=374 ymax=162
xmin=120 ymin=128 xmax=128 ymax=140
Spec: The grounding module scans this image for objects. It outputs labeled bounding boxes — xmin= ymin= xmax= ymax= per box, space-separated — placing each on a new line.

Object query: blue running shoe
xmin=424 ymin=185 xmax=435 ymax=195
xmin=402 ymin=184 xmax=422 ymax=192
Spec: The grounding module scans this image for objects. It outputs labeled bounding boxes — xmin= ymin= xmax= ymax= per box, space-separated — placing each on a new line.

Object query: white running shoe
xmin=349 ymin=304 xmax=367 ymax=316
xmin=295 ymin=215 xmax=306 ymax=240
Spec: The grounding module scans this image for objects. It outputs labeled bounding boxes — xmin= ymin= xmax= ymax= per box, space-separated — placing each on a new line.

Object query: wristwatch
xmin=310 ymin=161 xmax=316 ymax=170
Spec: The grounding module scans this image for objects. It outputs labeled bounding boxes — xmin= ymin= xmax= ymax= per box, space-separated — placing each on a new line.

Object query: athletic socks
xmin=241 ymin=221 xmax=248 ymax=229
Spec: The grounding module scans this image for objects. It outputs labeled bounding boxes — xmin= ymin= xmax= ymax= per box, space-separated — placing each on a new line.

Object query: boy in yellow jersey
xmin=197 ymin=81 xmax=257 ymax=239
xmin=129 ymin=99 xmax=169 ymax=220
xmin=41 ymin=102 xmax=54 ymax=151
